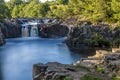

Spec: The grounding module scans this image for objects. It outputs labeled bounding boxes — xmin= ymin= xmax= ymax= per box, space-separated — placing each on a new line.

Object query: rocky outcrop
xmin=1 ymin=19 xmax=21 ymax=38
xmin=0 ymin=28 xmax=5 ymax=46
xmin=33 ymin=50 xmax=120 ymax=80
xmin=66 ymin=21 xmax=120 ymax=50
xmin=33 ymin=61 xmax=112 ymax=80
xmin=38 ymin=23 xmax=69 ymax=38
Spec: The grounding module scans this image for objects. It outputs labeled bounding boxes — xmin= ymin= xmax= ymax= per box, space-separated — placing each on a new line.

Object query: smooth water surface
xmin=0 ymin=37 xmax=89 ymax=80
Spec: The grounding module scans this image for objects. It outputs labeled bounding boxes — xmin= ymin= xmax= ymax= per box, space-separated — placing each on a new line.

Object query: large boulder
xmin=38 ymin=23 xmax=69 ymax=38
xmin=1 ymin=19 xmax=21 ymax=38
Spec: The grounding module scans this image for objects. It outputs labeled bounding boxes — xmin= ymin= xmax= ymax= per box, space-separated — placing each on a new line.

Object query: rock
xmin=1 ymin=19 xmax=21 ymax=38
xmin=38 ymin=23 xmax=69 ymax=38
xmin=66 ymin=22 xmax=120 ymax=51
xmin=0 ymin=28 xmax=5 ymax=46
xmin=33 ymin=63 xmax=48 ymax=80
xmin=33 ymin=62 xmax=89 ymax=80
xmin=104 ymin=53 xmax=120 ymax=62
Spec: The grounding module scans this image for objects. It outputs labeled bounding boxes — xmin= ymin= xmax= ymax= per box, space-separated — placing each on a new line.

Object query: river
xmin=0 ymin=37 xmax=91 ymax=80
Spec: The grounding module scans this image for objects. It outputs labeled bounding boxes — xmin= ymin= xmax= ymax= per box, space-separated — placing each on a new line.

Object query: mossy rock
xmin=81 ymin=74 xmax=103 ymax=80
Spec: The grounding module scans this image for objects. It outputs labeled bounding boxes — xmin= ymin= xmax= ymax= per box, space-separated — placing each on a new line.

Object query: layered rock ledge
xmin=33 ymin=50 xmax=120 ymax=80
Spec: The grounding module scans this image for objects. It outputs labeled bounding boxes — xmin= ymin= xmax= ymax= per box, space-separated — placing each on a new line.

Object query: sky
xmin=5 ymin=0 xmax=51 ymax=2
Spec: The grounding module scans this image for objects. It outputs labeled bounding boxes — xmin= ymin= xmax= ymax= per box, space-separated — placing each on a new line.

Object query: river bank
xmin=33 ymin=49 xmax=120 ymax=80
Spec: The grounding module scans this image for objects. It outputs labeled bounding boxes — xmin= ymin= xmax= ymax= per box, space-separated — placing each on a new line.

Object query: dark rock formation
xmin=1 ymin=19 xmax=21 ymax=38
xmin=66 ymin=21 xmax=120 ymax=50
xmin=38 ymin=23 xmax=69 ymax=38
xmin=0 ymin=28 xmax=5 ymax=46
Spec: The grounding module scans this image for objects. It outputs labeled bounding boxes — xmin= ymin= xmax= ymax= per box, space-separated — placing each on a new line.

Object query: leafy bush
xmin=114 ymin=39 xmax=120 ymax=47
xmin=89 ymin=38 xmax=112 ymax=48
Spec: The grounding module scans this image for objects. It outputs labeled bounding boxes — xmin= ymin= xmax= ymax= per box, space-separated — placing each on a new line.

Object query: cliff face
xmin=38 ymin=23 xmax=69 ymax=38
xmin=1 ymin=19 xmax=21 ymax=38
xmin=0 ymin=28 xmax=5 ymax=46
xmin=66 ymin=21 xmax=120 ymax=50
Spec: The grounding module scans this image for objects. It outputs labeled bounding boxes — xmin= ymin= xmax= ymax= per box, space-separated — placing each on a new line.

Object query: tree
xmin=111 ymin=0 xmax=120 ymax=22
xmin=10 ymin=0 xmax=23 ymax=5
xmin=11 ymin=5 xmax=19 ymax=18
xmin=0 ymin=2 xmax=10 ymax=21
xmin=57 ymin=0 xmax=69 ymax=5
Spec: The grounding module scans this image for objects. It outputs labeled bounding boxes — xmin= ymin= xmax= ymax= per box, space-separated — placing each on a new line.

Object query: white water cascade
xmin=21 ymin=22 xmax=39 ymax=37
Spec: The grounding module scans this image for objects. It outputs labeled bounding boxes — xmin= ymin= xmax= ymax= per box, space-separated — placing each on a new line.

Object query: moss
xmin=75 ymin=64 xmax=90 ymax=71
xmin=63 ymin=77 xmax=73 ymax=80
xmin=81 ymin=74 xmax=103 ymax=80
xmin=96 ymin=67 xmax=105 ymax=73
xmin=112 ymin=77 xmax=120 ymax=80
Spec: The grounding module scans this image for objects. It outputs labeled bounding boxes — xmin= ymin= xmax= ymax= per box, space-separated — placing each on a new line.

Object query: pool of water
xmin=0 ymin=37 xmax=89 ymax=80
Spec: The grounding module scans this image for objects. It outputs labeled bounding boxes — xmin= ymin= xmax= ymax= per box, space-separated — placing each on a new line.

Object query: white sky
xmin=5 ymin=0 xmax=52 ymax=2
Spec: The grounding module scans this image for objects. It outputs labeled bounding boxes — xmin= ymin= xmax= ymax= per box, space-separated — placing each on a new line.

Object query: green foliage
xmin=81 ymin=74 xmax=103 ymax=80
xmin=75 ymin=64 xmax=90 ymax=71
xmin=96 ymin=67 xmax=105 ymax=73
xmin=57 ymin=0 xmax=69 ymax=5
xmin=10 ymin=0 xmax=23 ymax=5
xmin=11 ymin=1 xmax=50 ymax=18
xmin=3 ymin=0 xmax=120 ymax=23
xmin=0 ymin=2 xmax=10 ymax=21
xmin=114 ymin=38 xmax=120 ymax=47
xmin=63 ymin=77 xmax=72 ymax=80
xmin=55 ymin=76 xmax=72 ymax=80
xmin=88 ymin=33 xmax=112 ymax=48
xmin=112 ymin=77 xmax=120 ymax=80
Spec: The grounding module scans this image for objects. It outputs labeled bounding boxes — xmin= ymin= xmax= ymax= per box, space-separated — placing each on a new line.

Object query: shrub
xmin=114 ymin=38 xmax=120 ymax=47
xmin=89 ymin=38 xmax=112 ymax=48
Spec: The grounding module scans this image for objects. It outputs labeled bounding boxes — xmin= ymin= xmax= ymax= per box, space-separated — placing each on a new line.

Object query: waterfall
xmin=30 ymin=25 xmax=38 ymax=37
xmin=21 ymin=23 xmax=38 ymax=37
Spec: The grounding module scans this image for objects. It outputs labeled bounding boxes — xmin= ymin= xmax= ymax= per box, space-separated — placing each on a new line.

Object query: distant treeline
xmin=1 ymin=0 xmax=120 ymax=23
